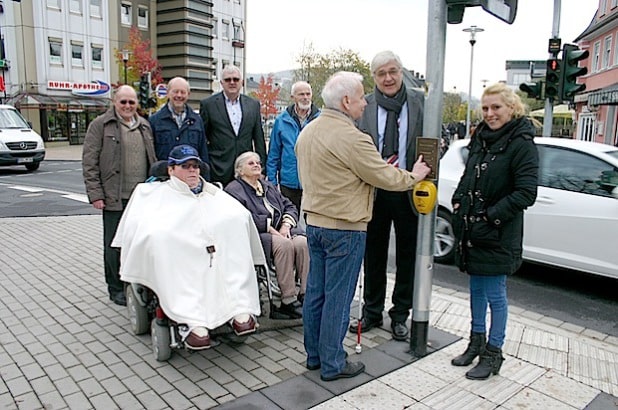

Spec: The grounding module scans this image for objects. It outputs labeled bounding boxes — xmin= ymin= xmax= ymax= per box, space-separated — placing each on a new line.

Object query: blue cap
xmin=168 ymin=145 xmax=202 ymax=165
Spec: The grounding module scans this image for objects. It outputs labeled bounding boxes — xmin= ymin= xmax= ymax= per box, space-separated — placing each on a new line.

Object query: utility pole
xmin=409 ymin=0 xmax=446 ymax=357
xmin=544 ymin=0 xmax=562 ymax=137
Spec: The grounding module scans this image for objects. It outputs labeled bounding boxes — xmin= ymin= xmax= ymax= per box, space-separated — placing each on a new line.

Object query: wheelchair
xmin=123 ymin=161 xmax=292 ymax=361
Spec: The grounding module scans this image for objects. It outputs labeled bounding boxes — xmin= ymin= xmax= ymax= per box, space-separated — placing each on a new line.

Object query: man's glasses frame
xmin=119 ymin=99 xmax=137 ymax=105
xmin=223 ymin=77 xmax=241 ymax=83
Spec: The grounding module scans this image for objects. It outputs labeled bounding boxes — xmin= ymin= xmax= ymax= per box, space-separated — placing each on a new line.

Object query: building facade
xmin=574 ymin=0 xmax=618 ymax=145
xmin=2 ymin=0 xmax=246 ymax=141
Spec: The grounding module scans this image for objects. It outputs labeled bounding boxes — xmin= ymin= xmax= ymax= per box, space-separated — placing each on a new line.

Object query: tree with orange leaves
xmin=114 ymin=26 xmax=163 ymax=90
xmin=251 ymin=74 xmax=281 ymax=120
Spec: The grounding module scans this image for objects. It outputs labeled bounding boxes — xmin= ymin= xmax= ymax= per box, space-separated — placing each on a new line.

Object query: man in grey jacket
xmin=82 ymin=85 xmax=157 ymax=306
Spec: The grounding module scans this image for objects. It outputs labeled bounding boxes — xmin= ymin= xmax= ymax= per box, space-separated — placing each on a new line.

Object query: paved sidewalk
xmin=2 ymin=142 xmax=617 ymax=409
xmin=0 ymin=215 xmax=616 ymax=409
xmin=43 ymin=141 xmax=83 ymax=161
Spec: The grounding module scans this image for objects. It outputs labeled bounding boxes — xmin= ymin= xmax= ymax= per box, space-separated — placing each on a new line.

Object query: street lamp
xmin=463 ymin=25 xmax=484 ymax=139
xmin=121 ymin=49 xmax=130 ymax=85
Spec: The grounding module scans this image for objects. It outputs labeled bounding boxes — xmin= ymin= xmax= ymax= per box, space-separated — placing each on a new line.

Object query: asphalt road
xmin=2 ymin=160 xmax=616 ymax=338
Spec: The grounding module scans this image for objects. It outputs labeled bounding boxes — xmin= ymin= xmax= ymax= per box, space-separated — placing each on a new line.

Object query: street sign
xmin=155 ymin=84 xmax=167 ymax=99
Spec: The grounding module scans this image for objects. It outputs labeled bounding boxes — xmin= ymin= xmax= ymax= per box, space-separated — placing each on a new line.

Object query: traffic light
xmin=561 ymin=43 xmax=589 ymax=102
xmin=544 ymin=58 xmax=561 ymax=101
xmin=138 ymin=74 xmax=150 ymax=108
xmin=519 ymin=81 xmax=544 ymax=100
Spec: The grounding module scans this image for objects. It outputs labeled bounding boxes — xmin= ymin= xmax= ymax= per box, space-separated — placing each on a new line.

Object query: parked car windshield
xmin=0 ymin=109 xmax=30 ymax=129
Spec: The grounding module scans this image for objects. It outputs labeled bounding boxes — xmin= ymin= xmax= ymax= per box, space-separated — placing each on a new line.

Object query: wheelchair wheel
xmin=126 ymin=285 xmax=150 ymax=335
xmin=151 ymin=319 xmax=172 ymax=361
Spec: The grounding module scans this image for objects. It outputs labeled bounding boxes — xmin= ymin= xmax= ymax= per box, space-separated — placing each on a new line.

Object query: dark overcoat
xmin=452 ymin=117 xmax=539 ymax=276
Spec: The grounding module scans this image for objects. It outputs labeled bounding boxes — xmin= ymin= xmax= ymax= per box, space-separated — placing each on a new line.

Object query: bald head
xmin=167 ymin=77 xmax=190 ymax=114
xmin=114 ymin=85 xmax=138 ymax=122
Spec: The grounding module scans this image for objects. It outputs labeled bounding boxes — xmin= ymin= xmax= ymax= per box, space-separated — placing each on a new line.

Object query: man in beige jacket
xmin=295 ymin=71 xmax=430 ymax=382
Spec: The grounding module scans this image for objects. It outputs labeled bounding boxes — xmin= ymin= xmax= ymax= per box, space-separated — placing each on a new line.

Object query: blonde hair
xmin=482 ymin=83 xmax=526 ymax=118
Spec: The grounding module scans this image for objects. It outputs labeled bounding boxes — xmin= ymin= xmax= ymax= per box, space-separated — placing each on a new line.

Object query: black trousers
xmin=102 ymin=200 xmax=128 ymax=296
xmin=280 ymin=185 xmax=303 ymax=214
xmin=363 ymin=189 xmax=418 ymax=323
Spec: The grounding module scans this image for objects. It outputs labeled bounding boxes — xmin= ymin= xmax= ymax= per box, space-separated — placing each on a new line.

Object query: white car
xmin=435 ymin=137 xmax=618 ymax=280
xmin=0 ymin=105 xmax=45 ymax=171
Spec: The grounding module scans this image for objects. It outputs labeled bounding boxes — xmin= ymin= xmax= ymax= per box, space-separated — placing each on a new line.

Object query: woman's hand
xmin=278 ymin=223 xmax=292 ymax=239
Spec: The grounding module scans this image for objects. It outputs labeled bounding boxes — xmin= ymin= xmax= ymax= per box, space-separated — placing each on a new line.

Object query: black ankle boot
xmin=451 ymin=332 xmax=486 ymax=366
xmin=465 ymin=343 xmax=504 ymax=380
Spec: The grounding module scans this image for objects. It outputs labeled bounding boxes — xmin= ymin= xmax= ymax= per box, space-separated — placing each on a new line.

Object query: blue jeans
xmin=469 ymin=275 xmax=508 ymax=348
xmin=303 ymin=225 xmax=366 ymax=378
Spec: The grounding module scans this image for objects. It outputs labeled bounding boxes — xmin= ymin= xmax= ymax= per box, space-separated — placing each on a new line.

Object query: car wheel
xmin=434 ymin=208 xmax=455 ymax=264
xmin=151 ymin=319 xmax=172 ymax=361
xmin=25 ymin=163 xmax=40 ymax=171
xmin=126 ymin=285 xmax=150 ymax=335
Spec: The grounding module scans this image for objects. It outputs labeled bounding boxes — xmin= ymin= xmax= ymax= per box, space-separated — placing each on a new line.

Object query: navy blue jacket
xmin=150 ymin=104 xmax=209 ymax=164
xmin=225 ymin=177 xmax=304 ymax=262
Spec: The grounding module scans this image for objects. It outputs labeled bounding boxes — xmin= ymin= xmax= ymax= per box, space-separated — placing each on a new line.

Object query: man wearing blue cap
xmin=112 ymin=145 xmax=265 ymax=350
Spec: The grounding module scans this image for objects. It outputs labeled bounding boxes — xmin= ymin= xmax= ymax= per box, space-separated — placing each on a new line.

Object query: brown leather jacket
xmin=82 ymin=108 xmax=157 ymax=211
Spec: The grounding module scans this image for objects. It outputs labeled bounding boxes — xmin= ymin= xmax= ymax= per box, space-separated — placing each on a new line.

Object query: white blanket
xmin=112 ymin=176 xmax=265 ymax=329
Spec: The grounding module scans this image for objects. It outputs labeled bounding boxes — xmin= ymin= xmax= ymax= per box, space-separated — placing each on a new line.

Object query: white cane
xmin=355 ymin=267 xmax=363 ymax=354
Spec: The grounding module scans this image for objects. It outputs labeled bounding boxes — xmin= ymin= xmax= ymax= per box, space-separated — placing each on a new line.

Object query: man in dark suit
xmin=349 ymin=50 xmax=424 ymax=341
xmin=199 ymin=65 xmax=266 ymax=185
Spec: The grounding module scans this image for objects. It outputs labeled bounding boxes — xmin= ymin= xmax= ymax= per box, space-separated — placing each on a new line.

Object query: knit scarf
xmin=375 ymin=84 xmax=407 ymax=158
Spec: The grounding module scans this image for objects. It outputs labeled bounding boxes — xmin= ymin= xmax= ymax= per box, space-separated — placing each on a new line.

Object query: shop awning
xmin=589 ymin=83 xmax=618 ymax=106
xmin=530 ymin=104 xmax=575 ymax=119
xmin=4 ymin=93 xmax=110 ymax=110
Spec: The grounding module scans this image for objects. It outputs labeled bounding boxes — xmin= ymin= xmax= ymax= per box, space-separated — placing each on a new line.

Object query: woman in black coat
xmin=450 ymin=83 xmax=539 ymax=380
xmin=225 ymin=151 xmax=308 ymax=319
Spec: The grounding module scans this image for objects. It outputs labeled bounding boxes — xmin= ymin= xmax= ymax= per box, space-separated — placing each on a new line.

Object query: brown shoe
xmin=185 ymin=327 xmax=212 ymax=350
xmin=232 ymin=315 xmax=257 ymax=336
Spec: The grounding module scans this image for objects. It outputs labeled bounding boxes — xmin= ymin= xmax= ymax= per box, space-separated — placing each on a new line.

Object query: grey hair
xmin=222 ymin=65 xmax=242 ymax=80
xmin=291 ymin=81 xmax=312 ymax=95
xmin=234 ymin=151 xmax=260 ymax=178
xmin=370 ymin=50 xmax=403 ymax=74
xmin=321 ymin=71 xmax=363 ymax=110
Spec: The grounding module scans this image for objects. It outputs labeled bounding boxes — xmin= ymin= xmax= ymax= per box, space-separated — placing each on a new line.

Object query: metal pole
xmin=124 ymin=61 xmax=128 ymax=85
xmin=463 ymin=26 xmax=484 ymax=139
xmin=409 ymin=0 xmax=446 ymax=358
xmin=543 ymin=0 xmax=561 ymax=137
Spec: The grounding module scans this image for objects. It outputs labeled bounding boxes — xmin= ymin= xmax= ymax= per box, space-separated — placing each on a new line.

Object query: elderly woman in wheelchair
xmin=112 ymin=145 xmax=265 ymax=359
xmin=225 ymin=151 xmax=309 ymax=319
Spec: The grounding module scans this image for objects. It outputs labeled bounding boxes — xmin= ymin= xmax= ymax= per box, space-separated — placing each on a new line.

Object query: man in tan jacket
xmin=295 ymin=71 xmax=430 ymax=382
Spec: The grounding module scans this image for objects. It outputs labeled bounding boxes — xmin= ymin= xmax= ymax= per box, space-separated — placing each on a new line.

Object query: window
xmin=71 ymin=42 xmax=84 ymax=67
xmin=92 ymin=45 xmax=102 ymax=69
xmin=615 ymin=33 xmax=618 ymax=66
xmin=222 ymin=20 xmax=230 ymax=40
xmin=121 ymin=3 xmax=132 ymax=26
xmin=233 ymin=23 xmax=242 ymax=41
xmin=592 ymin=41 xmax=601 ymax=72
xmin=90 ymin=0 xmax=102 ymax=17
xmin=70 ymin=0 xmax=82 ymax=13
xmin=600 ymin=0 xmax=608 ymax=15
xmin=49 ymin=38 xmax=62 ymax=64
xmin=612 ymin=0 xmax=618 ymax=9
xmin=47 ymin=0 xmax=60 ymax=9
xmin=538 ymin=145 xmax=617 ymax=197
xmin=602 ymin=36 xmax=612 ymax=69
xmin=212 ymin=18 xmax=218 ymax=38
xmin=138 ymin=6 xmax=148 ymax=29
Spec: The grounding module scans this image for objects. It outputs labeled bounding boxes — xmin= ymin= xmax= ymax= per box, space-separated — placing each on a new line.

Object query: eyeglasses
xmin=223 ymin=77 xmax=241 ymax=83
xmin=179 ymin=163 xmax=200 ymax=170
xmin=374 ymin=68 xmax=401 ymax=79
xmin=247 ymin=160 xmax=261 ymax=166
xmin=119 ymin=99 xmax=137 ymax=105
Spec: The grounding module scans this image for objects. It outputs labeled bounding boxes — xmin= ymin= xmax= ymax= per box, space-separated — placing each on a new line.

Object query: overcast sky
xmin=245 ymin=0 xmax=598 ymax=99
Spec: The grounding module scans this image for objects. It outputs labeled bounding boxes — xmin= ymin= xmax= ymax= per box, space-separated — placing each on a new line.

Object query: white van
xmin=0 ymin=105 xmax=45 ymax=171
